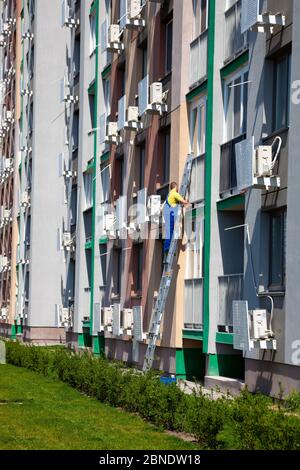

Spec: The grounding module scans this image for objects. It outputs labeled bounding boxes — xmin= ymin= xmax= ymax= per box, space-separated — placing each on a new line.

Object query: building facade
xmin=0 ymin=0 xmax=299 ymax=396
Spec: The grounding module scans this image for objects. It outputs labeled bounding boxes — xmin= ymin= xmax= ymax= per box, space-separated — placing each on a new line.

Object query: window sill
xmin=190 ymin=29 xmax=208 ymax=47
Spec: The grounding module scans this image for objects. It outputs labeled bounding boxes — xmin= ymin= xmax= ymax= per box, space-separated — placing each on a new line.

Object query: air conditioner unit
xmin=147 ymin=195 xmax=161 ymax=218
xmin=0 ymin=35 xmax=7 ymax=47
xmin=103 ymin=307 xmax=113 ymax=327
xmin=107 ymin=122 xmax=118 ymax=139
xmin=1 ymin=307 xmax=8 ymax=320
xmin=108 ymin=24 xmax=120 ymax=43
xmin=20 ymin=192 xmax=30 ymax=207
xmin=128 ymin=0 xmax=141 ymax=19
xmin=241 ymin=0 xmax=286 ymax=34
xmin=127 ymin=106 xmax=139 ymax=123
xmin=122 ymin=308 xmax=133 ymax=331
xmin=104 ymin=213 xmax=115 ymax=235
xmin=62 ymin=231 xmax=73 ymax=248
xmin=0 ymin=255 xmax=9 ymax=271
xmin=255 ymin=146 xmax=273 ymax=177
xmin=232 ymin=301 xmax=276 ymax=352
xmin=149 ymin=82 xmax=163 ymax=105
xmin=56 ymin=305 xmax=72 ymax=328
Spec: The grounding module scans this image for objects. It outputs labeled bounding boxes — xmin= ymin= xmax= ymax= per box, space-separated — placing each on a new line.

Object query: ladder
xmin=142 ymin=153 xmax=193 ymax=373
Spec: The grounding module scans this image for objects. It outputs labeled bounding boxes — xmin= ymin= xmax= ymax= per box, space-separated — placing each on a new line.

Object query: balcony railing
xmin=224 ymin=0 xmax=247 ymax=62
xmin=184 ymin=278 xmax=203 ymax=330
xmin=220 ymin=133 xmax=246 ymax=198
xmin=218 ymin=274 xmax=243 ymax=331
xmin=190 ymin=30 xmax=208 ymax=87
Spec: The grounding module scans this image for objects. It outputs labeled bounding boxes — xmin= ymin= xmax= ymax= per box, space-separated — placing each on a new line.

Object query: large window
xmin=163 ymin=129 xmax=171 ymax=184
xmin=269 ymin=210 xmax=286 ymax=289
xmin=192 ymin=0 xmax=209 ymax=39
xmin=83 ymin=171 xmax=93 ymax=210
xmin=165 ymin=19 xmax=173 ymax=74
xmin=89 ymin=13 xmax=96 ymax=55
xmin=113 ymin=248 xmax=122 ymax=296
xmin=273 ymin=52 xmax=291 ymax=132
xmin=224 ymin=68 xmax=248 ymax=142
xmin=138 ymin=144 xmax=145 ymax=190
xmin=100 ymin=163 xmax=110 ymax=203
xmin=103 ymin=77 xmax=111 ymax=117
xmin=133 ymin=243 xmax=143 ymax=292
xmin=189 ymin=97 xmax=206 ymax=203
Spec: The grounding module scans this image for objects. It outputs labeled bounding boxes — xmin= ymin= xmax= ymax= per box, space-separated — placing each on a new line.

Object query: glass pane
xmin=242 ymin=72 xmax=248 ymax=134
xmin=275 ymin=56 xmax=288 ymax=130
xmin=233 ymin=76 xmax=241 ymax=137
xmin=193 ymin=0 xmax=200 ymax=39
xmin=225 ymin=82 xmax=234 ymax=141
xmin=199 ymin=102 xmax=206 ymax=155
xmin=270 ymin=214 xmax=283 ymax=286
xmin=193 ymin=108 xmax=199 ymax=156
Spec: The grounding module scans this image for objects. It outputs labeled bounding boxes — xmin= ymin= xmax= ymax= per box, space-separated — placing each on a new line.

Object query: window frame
xmin=268 ymin=209 xmax=287 ymax=291
xmin=223 ymin=66 xmax=249 ymax=143
xmin=272 ymin=51 xmax=292 ymax=133
xmin=165 ymin=19 xmax=173 ymax=75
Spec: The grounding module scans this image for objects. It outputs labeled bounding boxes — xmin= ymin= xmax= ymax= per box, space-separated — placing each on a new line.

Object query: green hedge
xmin=5 ymin=341 xmax=300 ymax=450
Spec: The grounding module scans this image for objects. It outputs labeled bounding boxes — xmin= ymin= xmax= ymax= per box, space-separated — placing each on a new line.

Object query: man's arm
xmin=175 ymin=192 xmax=189 ymax=206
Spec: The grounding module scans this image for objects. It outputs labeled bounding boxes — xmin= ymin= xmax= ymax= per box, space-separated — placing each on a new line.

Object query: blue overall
xmin=163 ymin=196 xmax=179 ymax=253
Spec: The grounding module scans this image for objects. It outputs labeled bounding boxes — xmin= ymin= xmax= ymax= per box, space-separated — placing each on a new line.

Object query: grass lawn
xmin=0 ymin=364 xmax=199 ymax=450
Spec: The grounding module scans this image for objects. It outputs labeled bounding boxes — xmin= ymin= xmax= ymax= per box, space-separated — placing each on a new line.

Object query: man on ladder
xmin=163 ymin=181 xmax=189 ymax=254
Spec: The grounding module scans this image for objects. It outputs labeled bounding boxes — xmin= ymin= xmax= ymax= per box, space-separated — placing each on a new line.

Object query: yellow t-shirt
xmin=168 ymin=189 xmax=184 ymax=207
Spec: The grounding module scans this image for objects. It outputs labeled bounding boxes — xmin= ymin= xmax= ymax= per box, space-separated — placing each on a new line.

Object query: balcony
xmin=220 ymin=133 xmax=246 ymax=198
xmin=218 ymin=274 xmax=243 ymax=332
xmin=184 ymin=278 xmax=203 ymax=330
xmin=224 ymin=0 xmax=247 ymax=63
xmin=190 ymin=30 xmax=208 ymax=88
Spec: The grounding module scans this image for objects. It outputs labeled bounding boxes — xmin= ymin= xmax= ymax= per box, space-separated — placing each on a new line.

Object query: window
xmin=133 ymin=243 xmax=143 ymax=292
xmin=74 ymin=35 xmax=81 ymax=77
xmin=103 ymin=77 xmax=111 ymax=117
xmin=89 ymin=92 xmax=95 ymax=128
xmin=70 ymin=186 xmax=77 ymax=226
xmin=141 ymin=44 xmax=147 ymax=79
xmin=100 ymin=163 xmax=110 ymax=203
xmin=269 ymin=210 xmax=286 ymax=289
xmin=163 ymin=129 xmax=171 ymax=184
xmin=224 ymin=68 xmax=248 ymax=142
xmin=138 ymin=144 xmax=145 ymax=190
xmin=100 ymin=244 xmax=107 ymax=287
xmin=116 ymin=156 xmax=124 ymax=198
xmin=83 ymin=171 xmax=93 ymax=210
xmin=89 ymin=13 xmax=96 ymax=54
xmin=165 ymin=20 xmax=173 ymax=74
xmin=189 ymin=97 xmax=206 ymax=157
xmin=113 ymin=248 xmax=122 ymax=296
xmin=193 ymin=0 xmax=209 ymax=39
xmin=72 ymin=111 xmax=79 ymax=151
xmin=273 ymin=52 xmax=291 ymax=132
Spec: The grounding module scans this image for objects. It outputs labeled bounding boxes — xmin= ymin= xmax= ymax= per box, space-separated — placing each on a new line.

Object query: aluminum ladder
xmin=142 ymin=153 xmax=193 ymax=373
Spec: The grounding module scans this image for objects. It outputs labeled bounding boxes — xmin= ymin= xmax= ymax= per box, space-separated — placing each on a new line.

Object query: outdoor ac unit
xmin=62 ymin=231 xmax=72 ymax=248
xmin=4 ymin=158 xmax=12 ymax=170
xmin=108 ymin=24 xmax=120 ymax=43
xmin=128 ymin=0 xmax=141 ymax=19
xmin=103 ymin=307 xmax=113 ymax=327
xmin=0 ymin=255 xmax=8 ymax=271
xmin=147 ymin=195 xmax=161 ymax=218
xmin=255 ymin=146 xmax=273 ymax=177
xmin=122 ymin=308 xmax=133 ymax=330
xmin=150 ymin=82 xmax=163 ymax=105
xmin=104 ymin=213 xmax=115 ymax=233
xmin=1 ymin=307 xmax=8 ymax=319
xmin=232 ymin=301 xmax=276 ymax=352
xmin=127 ymin=106 xmax=139 ymax=122
xmin=107 ymin=122 xmax=118 ymax=138
xmin=20 ymin=192 xmax=30 ymax=207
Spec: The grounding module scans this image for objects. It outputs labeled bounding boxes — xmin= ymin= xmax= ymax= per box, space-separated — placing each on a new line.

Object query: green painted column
xmin=89 ymin=0 xmax=100 ymax=341
xmin=203 ymin=0 xmax=216 ymax=355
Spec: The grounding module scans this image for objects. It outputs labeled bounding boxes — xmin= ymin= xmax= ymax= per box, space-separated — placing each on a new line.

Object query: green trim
xmin=84 ymin=160 xmax=95 ymax=173
xmin=88 ymin=80 xmax=96 ymax=95
xmin=207 ymin=354 xmax=219 ymax=376
xmin=85 ymin=240 xmax=93 ymax=250
xmin=99 ymin=236 xmax=108 ymax=245
xmin=220 ymin=50 xmax=249 ymax=79
xmin=186 ymin=80 xmax=208 ymax=102
xmin=89 ymin=0 xmax=100 ymax=337
xmin=182 ymin=330 xmax=203 ymax=341
xmin=90 ymin=1 xmax=97 ymax=15
xmin=102 ymin=64 xmax=111 ymax=79
xmin=11 ymin=323 xmax=23 ymax=340
xmin=100 ymin=151 xmax=110 ymax=163
xmin=92 ymin=334 xmax=105 ymax=356
xmin=203 ymin=0 xmax=216 ymax=354
xmin=78 ymin=331 xmax=92 ymax=348
xmin=176 ymin=348 xmax=206 ymax=381
xmin=216 ymin=332 xmax=234 ymax=345
xmin=217 ymin=194 xmax=245 ymax=211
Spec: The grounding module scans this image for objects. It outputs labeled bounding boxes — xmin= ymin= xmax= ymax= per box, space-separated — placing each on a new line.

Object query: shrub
xmin=4 ymin=341 xmax=300 ymax=450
